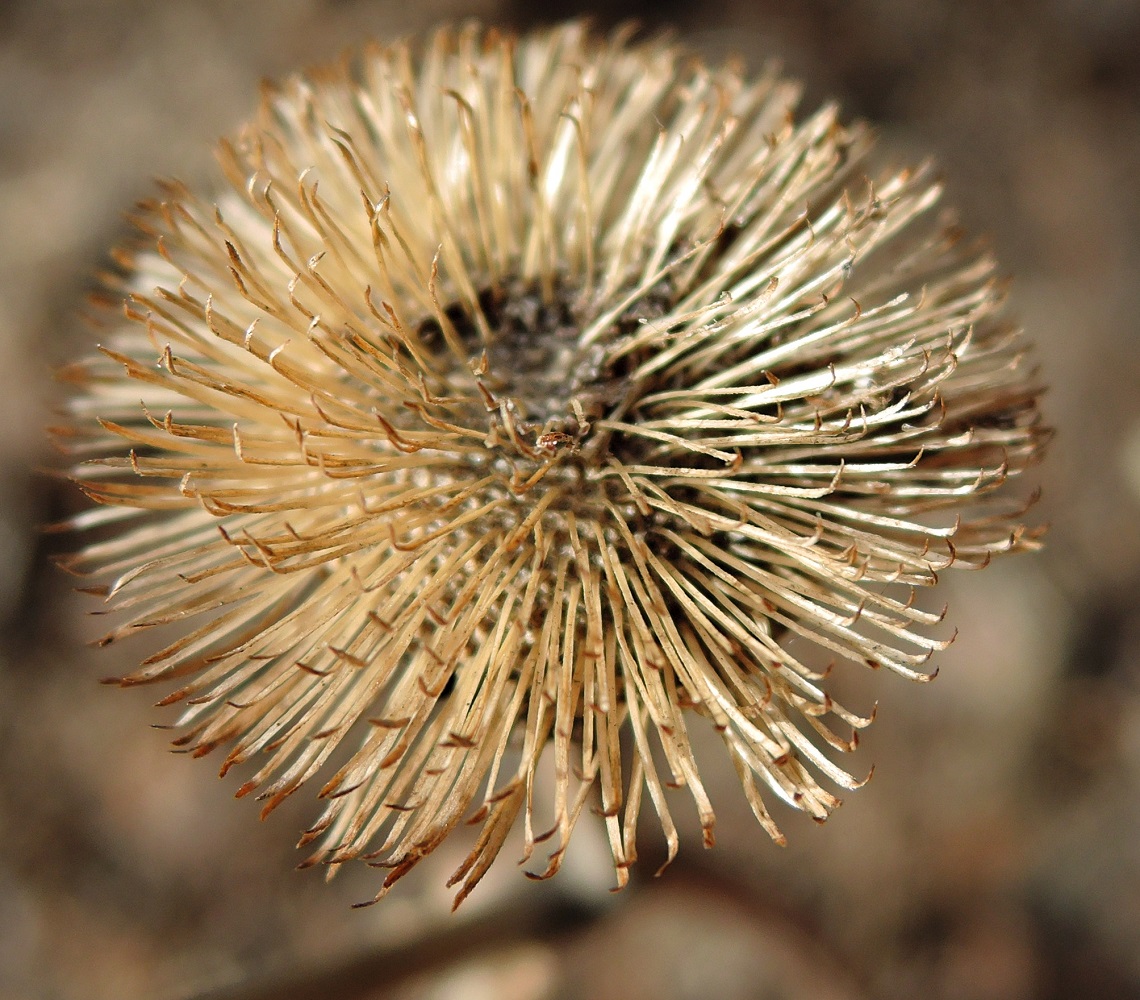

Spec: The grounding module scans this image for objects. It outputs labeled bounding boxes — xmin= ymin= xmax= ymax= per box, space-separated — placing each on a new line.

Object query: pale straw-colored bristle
xmin=57 ymin=21 xmax=1048 ymax=907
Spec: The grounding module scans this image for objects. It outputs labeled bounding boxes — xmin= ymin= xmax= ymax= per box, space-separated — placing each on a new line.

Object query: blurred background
xmin=3 ymin=0 xmax=1139 ymax=997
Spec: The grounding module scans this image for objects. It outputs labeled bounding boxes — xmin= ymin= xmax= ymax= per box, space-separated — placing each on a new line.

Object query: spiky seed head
xmin=55 ymin=21 xmax=1047 ymax=907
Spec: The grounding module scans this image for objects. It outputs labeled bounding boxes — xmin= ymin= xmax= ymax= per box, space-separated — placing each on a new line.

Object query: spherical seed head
xmin=57 ymin=22 xmax=1047 ymax=906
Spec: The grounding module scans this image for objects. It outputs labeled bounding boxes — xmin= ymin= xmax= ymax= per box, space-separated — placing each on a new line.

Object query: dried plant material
xmin=55 ymin=21 xmax=1047 ymax=907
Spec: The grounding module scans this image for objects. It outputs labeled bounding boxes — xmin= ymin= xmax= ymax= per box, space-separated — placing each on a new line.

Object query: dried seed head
xmin=56 ymin=21 xmax=1047 ymax=907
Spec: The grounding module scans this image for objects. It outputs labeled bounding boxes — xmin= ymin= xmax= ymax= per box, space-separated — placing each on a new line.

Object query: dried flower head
xmin=56 ymin=22 xmax=1046 ymax=906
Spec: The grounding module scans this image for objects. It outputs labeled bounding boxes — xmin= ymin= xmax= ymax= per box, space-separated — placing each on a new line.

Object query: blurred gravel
xmin=5 ymin=1 xmax=1139 ymax=998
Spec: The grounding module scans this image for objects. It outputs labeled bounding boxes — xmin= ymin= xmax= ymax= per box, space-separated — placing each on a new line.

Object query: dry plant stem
xmin=56 ymin=21 xmax=1048 ymax=907
xmin=187 ymin=864 xmax=853 ymax=1000
xmin=187 ymin=891 xmax=600 ymax=1000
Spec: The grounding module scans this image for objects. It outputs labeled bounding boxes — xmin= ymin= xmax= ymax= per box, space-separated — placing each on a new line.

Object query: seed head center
xmin=474 ymin=283 xmax=607 ymax=439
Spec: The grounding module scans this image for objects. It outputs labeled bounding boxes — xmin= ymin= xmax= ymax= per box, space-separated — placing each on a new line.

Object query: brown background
xmin=3 ymin=1 xmax=1139 ymax=998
